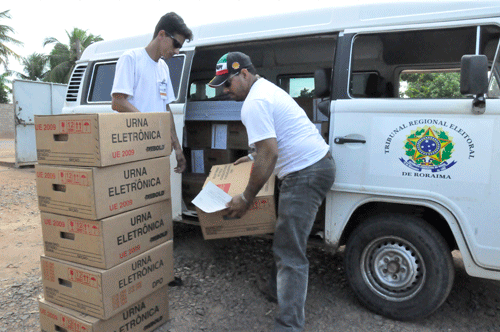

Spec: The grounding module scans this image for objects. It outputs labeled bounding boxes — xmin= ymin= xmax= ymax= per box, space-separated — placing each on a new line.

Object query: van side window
xmin=278 ymin=75 xmax=327 ymax=123
xmin=87 ymin=55 xmax=185 ymax=103
xmin=88 ymin=62 xmax=116 ymax=103
xmin=489 ymin=74 xmax=500 ymax=98
xmin=488 ymin=40 xmax=500 ymax=98
xmin=399 ymin=71 xmax=464 ymax=99
xmin=189 ymin=81 xmax=217 ymax=101
xmin=278 ymin=76 xmax=315 ymax=97
xmin=350 ymin=25 xmax=500 ymax=99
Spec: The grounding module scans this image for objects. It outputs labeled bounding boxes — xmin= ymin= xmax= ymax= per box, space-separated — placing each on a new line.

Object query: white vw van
xmin=62 ymin=1 xmax=500 ymax=320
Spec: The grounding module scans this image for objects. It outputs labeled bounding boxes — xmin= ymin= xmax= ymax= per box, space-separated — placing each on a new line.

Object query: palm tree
xmin=0 ymin=71 xmax=12 ymax=103
xmin=16 ymin=52 xmax=49 ymax=81
xmin=0 ymin=10 xmax=23 ymax=71
xmin=44 ymin=28 xmax=103 ymax=83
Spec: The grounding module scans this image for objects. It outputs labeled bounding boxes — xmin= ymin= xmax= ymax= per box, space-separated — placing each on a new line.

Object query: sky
xmin=3 ymin=0 xmax=391 ymax=80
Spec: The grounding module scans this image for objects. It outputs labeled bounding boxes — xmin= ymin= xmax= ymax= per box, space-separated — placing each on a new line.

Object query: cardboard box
xmin=36 ymin=157 xmax=170 ymax=220
xmin=205 ymin=149 xmax=235 ymax=171
xmin=35 ymin=113 xmax=171 ymax=167
xmin=39 ymin=285 xmax=169 ymax=332
xmin=294 ymin=97 xmax=314 ymax=120
xmin=41 ymin=240 xmax=173 ymax=319
xmin=227 ymin=122 xmax=248 ymax=150
xmin=190 ymin=149 xmax=240 ymax=175
xmin=182 ymin=173 xmax=208 ymax=210
xmin=210 ymin=122 xmax=249 ymax=150
xmin=185 ymin=121 xmax=211 ymax=148
xmin=196 ymin=162 xmax=276 ymax=239
xmin=40 ymin=200 xmax=173 ymax=269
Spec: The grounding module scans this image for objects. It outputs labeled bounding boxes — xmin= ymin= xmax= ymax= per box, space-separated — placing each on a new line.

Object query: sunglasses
xmin=224 ymin=72 xmax=240 ymax=88
xmin=166 ymin=32 xmax=182 ymax=49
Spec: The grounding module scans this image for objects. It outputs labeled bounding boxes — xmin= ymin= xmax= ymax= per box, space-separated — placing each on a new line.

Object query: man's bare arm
xmin=111 ymin=93 xmax=140 ymax=113
xmin=167 ymin=105 xmax=187 ymax=173
xmin=225 ymin=138 xmax=278 ymax=218
xmin=167 ymin=105 xmax=182 ymax=151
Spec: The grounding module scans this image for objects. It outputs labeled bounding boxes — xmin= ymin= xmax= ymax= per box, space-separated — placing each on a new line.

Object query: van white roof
xmin=80 ymin=1 xmax=500 ymax=62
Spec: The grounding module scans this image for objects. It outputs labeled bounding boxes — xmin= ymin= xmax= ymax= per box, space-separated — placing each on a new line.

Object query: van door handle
xmin=334 ymin=137 xmax=366 ymax=144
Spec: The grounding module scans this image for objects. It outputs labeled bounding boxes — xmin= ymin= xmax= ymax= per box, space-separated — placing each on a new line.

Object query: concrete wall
xmin=0 ymin=104 xmax=15 ymax=139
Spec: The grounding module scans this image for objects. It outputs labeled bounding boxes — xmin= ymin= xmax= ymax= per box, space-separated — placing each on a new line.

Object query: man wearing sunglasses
xmin=209 ymin=52 xmax=336 ymax=332
xmin=111 ymin=12 xmax=192 ymax=173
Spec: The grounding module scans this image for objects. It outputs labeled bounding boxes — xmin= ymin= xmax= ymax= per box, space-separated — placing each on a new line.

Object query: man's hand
xmin=234 ymin=155 xmax=251 ymax=165
xmin=174 ymin=149 xmax=186 ymax=173
xmin=225 ymin=194 xmax=252 ymax=219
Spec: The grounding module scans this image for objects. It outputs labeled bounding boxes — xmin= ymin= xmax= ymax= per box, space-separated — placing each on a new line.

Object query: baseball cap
xmin=208 ymin=52 xmax=253 ymax=87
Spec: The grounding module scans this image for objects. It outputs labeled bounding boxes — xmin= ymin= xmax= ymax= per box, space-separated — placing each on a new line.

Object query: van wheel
xmin=344 ymin=214 xmax=455 ymax=320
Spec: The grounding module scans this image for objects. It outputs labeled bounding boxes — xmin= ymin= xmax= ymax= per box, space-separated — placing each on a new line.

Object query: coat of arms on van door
xmin=400 ymin=126 xmax=457 ymax=172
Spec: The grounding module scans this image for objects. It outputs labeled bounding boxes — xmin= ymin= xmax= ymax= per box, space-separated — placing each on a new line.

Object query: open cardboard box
xmin=196 ymin=162 xmax=276 ymax=240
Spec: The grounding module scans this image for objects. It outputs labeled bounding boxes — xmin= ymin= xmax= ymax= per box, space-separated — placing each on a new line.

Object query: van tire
xmin=344 ymin=213 xmax=455 ymax=320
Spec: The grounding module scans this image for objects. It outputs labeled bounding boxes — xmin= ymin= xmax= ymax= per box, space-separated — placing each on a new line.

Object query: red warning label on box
xmin=59 ymin=120 xmax=92 ymax=134
xmin=67 ymin=268 xmax=99 ymax=288
xmin=250 ymin=198 xmax=271 ymax=211
xmin=68 ymin=220 xmax=100 ymax=236
xmin=216 ymin=183 xmax=231 ymax=193
xmin=61 ymin=315 xmax=87 ymax=332
xmin=42 ymin=261 xmax=55 ymax=282
xmin=58 ymin=171 xmax=90 ymax=186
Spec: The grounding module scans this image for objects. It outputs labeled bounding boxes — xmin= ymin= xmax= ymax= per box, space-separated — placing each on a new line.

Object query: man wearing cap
xmin=111 ymin=12 xmax=192 ymax=173
xmin=209 ymin=52 xmax=336 ymax=332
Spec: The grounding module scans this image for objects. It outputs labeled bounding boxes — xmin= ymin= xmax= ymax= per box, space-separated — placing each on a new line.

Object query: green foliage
xmin=401 ymin=72 xmax=464 ymax=99
xmin=299 ymin=87 xmax=315 ymax=98
xmin=16 ymin=52 xmax=49 ymax=81
xmin=0 ymin=10 xmax=23 ymax=71
xmin=0 ymin=71 xmax=11 ymax=103
xmin=44 ymin=28 xmax=103 ymax=83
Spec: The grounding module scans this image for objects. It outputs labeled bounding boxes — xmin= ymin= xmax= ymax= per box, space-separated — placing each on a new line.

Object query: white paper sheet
xmin=192 ymin=181 xmax=232 ymax=213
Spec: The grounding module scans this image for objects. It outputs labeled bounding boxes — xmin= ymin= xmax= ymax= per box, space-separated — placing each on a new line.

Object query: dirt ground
xmin=1 ymin=158 xmax=500 ymax=331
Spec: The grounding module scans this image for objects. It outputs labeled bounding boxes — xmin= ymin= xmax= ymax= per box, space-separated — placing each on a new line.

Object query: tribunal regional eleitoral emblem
xmin=400 ymin=126 xmax=457 ymax=172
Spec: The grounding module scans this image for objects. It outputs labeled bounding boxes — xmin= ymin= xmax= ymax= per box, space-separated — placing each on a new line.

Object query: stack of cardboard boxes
xmin=183 ymin=120 xmax=248 ymax=210
xmin=181 ymin=120 xmax=277 ymax=240
xmin=182 ymin=98 xmax=328 ymax=240
xmin=34 ymin=113 xmax=174 ymax=332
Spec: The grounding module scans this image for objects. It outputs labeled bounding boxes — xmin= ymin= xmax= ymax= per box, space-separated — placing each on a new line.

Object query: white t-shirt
xmin=111 ymin=48 xmax=175 ymax=112
xmin=241 ymin=78 xmax=329 ymax=179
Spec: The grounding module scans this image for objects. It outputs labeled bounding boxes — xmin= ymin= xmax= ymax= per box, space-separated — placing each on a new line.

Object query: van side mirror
xmin=460 ymin=55 xmax=488 ymax=114
xmin=460 ymin=55 xmax=488 ymax=95
xmin=314 ymin=68 xmax=332 ymax=98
